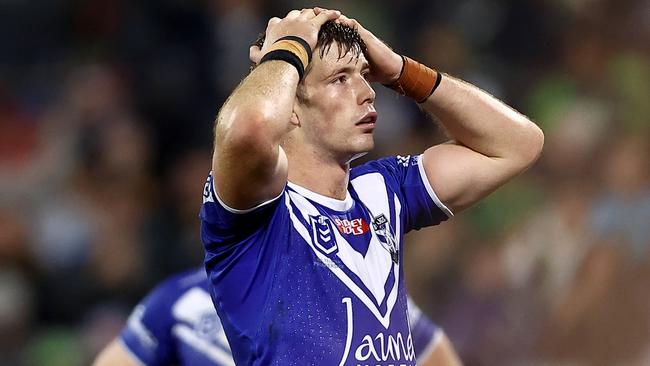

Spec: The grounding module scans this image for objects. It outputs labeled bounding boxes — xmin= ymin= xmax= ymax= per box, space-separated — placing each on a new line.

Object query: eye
xmin=361 ymin=71 xmax=370 ymax=80
xmin=333 ymin=75 xmax=347 ymax=84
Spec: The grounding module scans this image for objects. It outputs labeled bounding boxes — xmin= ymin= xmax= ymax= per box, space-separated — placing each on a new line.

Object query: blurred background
xmin=0 ymin=0 xmax=648 ymax=365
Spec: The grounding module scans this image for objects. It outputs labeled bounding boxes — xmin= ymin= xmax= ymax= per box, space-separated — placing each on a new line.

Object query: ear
xmin=290 ymin=101 xmax=301 ymax=126
xmin=289 ymin=111 xmax=300 ymax=126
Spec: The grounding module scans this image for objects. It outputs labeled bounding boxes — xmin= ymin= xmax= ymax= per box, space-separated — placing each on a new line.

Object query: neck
xmin=287 ymin=148 xmax=351 ymax=200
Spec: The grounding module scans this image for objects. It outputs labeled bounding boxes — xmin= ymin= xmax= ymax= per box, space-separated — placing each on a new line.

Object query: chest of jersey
xmin=255 ymin=177 xmax=415 ymax=365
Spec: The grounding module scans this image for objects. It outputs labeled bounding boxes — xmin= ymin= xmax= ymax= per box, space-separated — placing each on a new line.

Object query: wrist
xmin=384 ymin=56 xmax=442 ymax=103
xmin=386 ymin=55 xmax=405 ymax=85
xmin=260 ymin=36 xmax=312 ymax=81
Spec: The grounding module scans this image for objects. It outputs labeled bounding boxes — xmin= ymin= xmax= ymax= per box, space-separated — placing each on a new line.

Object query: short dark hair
xmin=250 ymin=21 xmax=367 ymax=75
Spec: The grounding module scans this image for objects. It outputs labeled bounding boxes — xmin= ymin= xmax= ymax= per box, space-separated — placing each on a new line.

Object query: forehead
xmin=309 ymin=43 xmax=368 ymax=77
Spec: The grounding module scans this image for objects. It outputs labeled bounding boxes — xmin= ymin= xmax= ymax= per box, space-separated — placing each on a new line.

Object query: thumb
xmin=249 ymin=45 xmax=262 ymax=64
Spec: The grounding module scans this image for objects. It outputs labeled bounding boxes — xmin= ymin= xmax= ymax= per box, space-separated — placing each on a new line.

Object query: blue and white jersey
xmin=119 ymin=268 xmax=441 ymax=365
xmin=120 ymin=268 xmax=234 ymax=366
xmin=407 ymin=298 xmax=443 ymax=363
xmin=200 ymin=155 xmax=452 ymax=366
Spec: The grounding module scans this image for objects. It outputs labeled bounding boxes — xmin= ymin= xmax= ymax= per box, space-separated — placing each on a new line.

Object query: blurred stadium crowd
xmin=0 ymin=0 xmax=648 ymax=365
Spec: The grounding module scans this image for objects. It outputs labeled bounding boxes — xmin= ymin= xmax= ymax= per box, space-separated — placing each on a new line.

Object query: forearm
xmin=420 ymin=75 xmax=543 ymax=165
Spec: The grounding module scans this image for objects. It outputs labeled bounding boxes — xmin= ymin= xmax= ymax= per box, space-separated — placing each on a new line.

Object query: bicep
xmin=93 ymin=340 xmax=142 ymax=366
xmin=422 ymin=142 xmax=520 ymax=213
xmin=212 ymin=142 xmax=288 ymax=211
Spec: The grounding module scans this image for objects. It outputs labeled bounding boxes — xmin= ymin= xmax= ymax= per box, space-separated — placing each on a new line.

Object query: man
xmin=92 ymin=268 xmax=462 ymax=365
xmin=201 ymin=8 xmax=543 ymax=366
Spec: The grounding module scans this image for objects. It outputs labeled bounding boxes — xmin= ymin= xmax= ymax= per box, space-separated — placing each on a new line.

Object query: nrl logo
xmin=309 ymin=215 xmax=337 ymax=255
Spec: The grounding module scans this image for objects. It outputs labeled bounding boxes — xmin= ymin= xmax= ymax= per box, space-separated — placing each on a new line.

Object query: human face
xmin=294 ymin=43 xmax=377 ymax=162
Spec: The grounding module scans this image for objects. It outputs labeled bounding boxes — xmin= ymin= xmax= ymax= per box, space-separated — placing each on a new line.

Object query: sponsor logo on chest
xmin=333 ymin=217 xmax=370 ymax=235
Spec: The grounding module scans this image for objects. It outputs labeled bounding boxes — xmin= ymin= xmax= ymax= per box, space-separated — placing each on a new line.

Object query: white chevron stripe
xmin=286 ymin=177 xmax=401 ymax=328
xmin=172 ymin=324 xmax=235 ymax=366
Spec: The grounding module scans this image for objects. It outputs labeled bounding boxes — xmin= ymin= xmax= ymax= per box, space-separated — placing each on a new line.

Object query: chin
xmin=348 ymin=134 xmax=373 ymax=150
xmin=347 ymin=139 xmax=374 ymax=160
xmin=333 ymin=136 xmax=374 ymax=163
xmin=358 ymin=135 xmax=375 ymax=152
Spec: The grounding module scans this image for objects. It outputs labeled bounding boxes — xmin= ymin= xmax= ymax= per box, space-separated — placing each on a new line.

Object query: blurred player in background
xmin=92 ymin=267 xmax=462 ymax=365
xmin=201 ymin=7 xmax=542 ymax=365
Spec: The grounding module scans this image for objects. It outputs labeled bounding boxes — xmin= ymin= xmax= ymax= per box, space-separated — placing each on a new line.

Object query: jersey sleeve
xmin=199 ymin=172 xmax=287 ymax=342
xmin=356 ymin=155 xmax=452 ymax=232
xmin=199 ymin=172 xmax=284 ymax=249
xmin=407 ymin=298 xmax=442 ymax=360
xmin=119 ymin=280 xmax=178 ymax=366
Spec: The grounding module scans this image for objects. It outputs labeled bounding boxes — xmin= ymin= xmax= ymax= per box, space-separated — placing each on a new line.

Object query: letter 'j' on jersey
xmin=200 ymin=155 xmax=451 ymax=365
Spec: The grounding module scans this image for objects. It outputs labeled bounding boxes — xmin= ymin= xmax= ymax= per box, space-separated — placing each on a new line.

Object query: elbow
xmin=520 ymin=121 xmax=545 ymax=169
xmin=216 ymin=108 xmax=275 ymax=155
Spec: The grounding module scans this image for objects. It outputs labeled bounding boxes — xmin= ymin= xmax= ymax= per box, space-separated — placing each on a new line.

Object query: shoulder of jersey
xmin=350 ymin=159 xmax=386 ymax=180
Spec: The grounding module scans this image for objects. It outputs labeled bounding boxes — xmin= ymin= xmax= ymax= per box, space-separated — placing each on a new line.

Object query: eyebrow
xmin=324 ymin=60 xmax=371 ymax=79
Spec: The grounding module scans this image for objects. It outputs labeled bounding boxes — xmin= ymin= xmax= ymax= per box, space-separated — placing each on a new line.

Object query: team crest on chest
xmin=373 ymin=214 xmax=399 ymax=265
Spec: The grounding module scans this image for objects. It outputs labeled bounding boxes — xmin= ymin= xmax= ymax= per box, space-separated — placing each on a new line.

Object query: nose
xmin=357 ymin=76 xmax=376 ymax=105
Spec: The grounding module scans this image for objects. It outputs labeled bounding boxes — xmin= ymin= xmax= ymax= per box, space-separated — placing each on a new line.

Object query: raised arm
xmin=213 ymin=9 xmax=340 ymax=210
xmin=417 ymin=76 xmax=544 ymax=213
xmin=331 ymin=12 xmax=543 ymax=213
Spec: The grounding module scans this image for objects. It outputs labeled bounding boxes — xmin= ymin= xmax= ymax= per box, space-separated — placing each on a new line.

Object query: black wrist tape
xmin=260 ymin=50 xmax=306 ymax=80
xmin=277 ymin=36 xmax=312 ymax=63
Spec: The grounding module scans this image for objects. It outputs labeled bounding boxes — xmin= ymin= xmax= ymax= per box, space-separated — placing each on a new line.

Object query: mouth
xmin=355 ymin=112 xmax=378 ymax=131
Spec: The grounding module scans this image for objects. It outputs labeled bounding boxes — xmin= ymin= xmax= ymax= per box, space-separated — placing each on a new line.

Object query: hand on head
xmin=249 ymin=8 xmax=341 ymax=64
xmin=250 ymin=8 xmax=403 ymax=87
xmin=314 ymin=8 xmax=403 ymax=85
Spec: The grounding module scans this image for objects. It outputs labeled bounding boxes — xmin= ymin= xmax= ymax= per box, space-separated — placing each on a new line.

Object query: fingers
xmin=311 ymin=8 xmax=341 ymax=26
xmin=261 ymin=8 xmax=340 ymax=50
xmin=312 ymin=7 xmax=336 ymax=16
xmin=336 ymin=14 xmax=358 ymax=28
xmin=285 ymin=9 xmax=301 ymax=19
xmin=271 ymin=8 xmax=339 ymax=25
xmin=267 ymin=17 xmax=281 ymax=27
xmin=298 ymin=8 xmax=316 ymax=19
xmin=314 ymin=8 xmax=351 ymax=24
